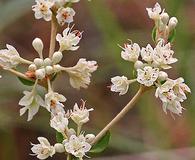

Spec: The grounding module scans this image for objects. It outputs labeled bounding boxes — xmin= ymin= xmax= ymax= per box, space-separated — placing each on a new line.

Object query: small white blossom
xmin=66 ymin=58 xmax=97 ymax=89
xmin=64 ymin=135 xmax=91 ymax=158
xmin=85 ymin=134 xmax=95 ymax=144
xmin=50 ymin=112 xmax=69 ymax=133
xmin=121 ymin=43 xmax=140 ymax=62
xmin=31 ymin=137 xmax=55 ymax=159
xmin=137 ymin=66 xmax=159 ymax=87
xmin=155 ymin=78 xmax=190 ymax=115
xmin=168 ymin=17 xmax=178 ymax=31
xmin=0 ymin=44 xmax=21 ymax=69
xmin=19 ymin=91 xmax=45 ymax=121
xmin=111 ymin=76 xmax=130 ymax=95
xmin=32 ymin=38 xmax=44 ymax=58
xmin=141 ymin=44 xmax=154 ymax=62
xmin=32 ymin=0 xmax=54 ymax=21
xmin=56 ymin=27 xmax=82 ymax=52
xmin=45 ymin=91 xmax=66 ymax=113
xmin=56 ymin=7 xmax=75 ymax=26
xmin=153 ymin=40 xmax=177 ymax=69
xmin=146 ymin=3 xmax=163 ymax=20
xmin=71 ymin=102 xmax=93 ymax=126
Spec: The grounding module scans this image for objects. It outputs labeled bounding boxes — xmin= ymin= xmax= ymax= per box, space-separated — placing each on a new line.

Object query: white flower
xmin=50 ymin=112 xmax=69 ymax=133
xmin=153 ymin=40 xmax=177 ymax=69
xmin=32 ymin=0 xmax=54 ymax=21
xmin=19 ymin=91 xmax=45 ymax=121
xmin=54 ymin=143 xmax=65 ymax=153
xmin=56 ymin=27 xmax=82 ymax=52
xmin=173 ymin=77 xmax=191 ymax=101
xmin=85 ymin=134 xmax=95 ymax=144
xmin=71 ymin=102 xmax=93 ymax=125
xmin=64 ymin=135 xmax=91 ymax=158
xmin=121 ymin=43 xmax=140 ymax=62
xmin=141 ymin=44 xmax=154 ymax=62
xmin=146 ymin=3 xmax=163 ymax=20
xmin=137 ymin=66 xmax=159 ymax=87
xmin=111 ymin=76 xmax=130 ymax=95
xmin=155 ymin=78 xmax=190 ymax=115
xmin=56 ymin=7 xmax=75 ymax=26
xmin=45 ymin=91 xmax=66 ymax=113
xmin=0 ymin=44 xmax=21 ymax=69
xmin=31 ymin=137 xmax=55 ymax=159
xmin=66 ymin=58 xmax=97 ymax=89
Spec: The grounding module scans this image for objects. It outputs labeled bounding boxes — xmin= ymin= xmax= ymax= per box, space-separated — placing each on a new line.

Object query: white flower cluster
xmin=146 ymin=2 xmax=178 ymax=42
xmin=31 ymin=101 xmax=95 ymax=159
xmin=32 ymin=0 xmax=76 ymax=25
xmin=111 ymin=3 xmax=191 ymax=116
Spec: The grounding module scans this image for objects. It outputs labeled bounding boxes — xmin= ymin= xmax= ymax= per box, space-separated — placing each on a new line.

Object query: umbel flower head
xmin=110 ymin=3 xmax=191 ymax=116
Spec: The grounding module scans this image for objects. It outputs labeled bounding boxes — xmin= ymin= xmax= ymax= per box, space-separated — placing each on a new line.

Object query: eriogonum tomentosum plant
xmin=0 ymin=1 xmax=192 ymax=160
xmin=92 ymin=2 xmax=191 ymax=146
xmin=0 ymin=0 xmax=101 ymax=160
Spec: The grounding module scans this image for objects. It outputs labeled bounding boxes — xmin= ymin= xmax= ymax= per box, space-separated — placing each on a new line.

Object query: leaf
xmin=168 ymin=29 xmax=176 ymax=43
xmin=89 ymin=131 xmax=111 ymax=154
xmin=152 ymin=27 xmax=157 ymax=42
xmin=56 ymin=132 xmax=64 ymax=143
xmin=50 ymin=73 xmax=58 ymax=82
xmin=18 ymin=77 xmax=35 ymax=86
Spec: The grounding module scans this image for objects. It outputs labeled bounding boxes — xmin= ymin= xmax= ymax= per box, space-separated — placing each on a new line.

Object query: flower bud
xmin=44 ymin=58 xmax=52 ymax=66
xmin=54 ymin=143 xmax=65 ymax=153
xmin=168 ymin=17 xmax=178 ymax=31
xmin=28 ymin=64 xmax=37 ymax=71
xmin=52 ymin=51 xmax=63 ymax=64
xmin=34 ymin=58 xmax=44 ymax=68
xmin=45 ymin=66 xmax=54 ymax=75
xmin=134 ymin=60 xmax=144 ymax=69
xmin=53 ymin=64 xmax=62 ymax=72
xmin=35 ymin=68 xmax=46 ymax=79
xmin=32 ymin=38 xmax=44 ymax=58
xmin=85 ymin=134 xmax=95 ymax=144
xmin=158 ymin=71 xmax=168 ymax=81
xmin=161 ymin=13 xmax=169 ymax=25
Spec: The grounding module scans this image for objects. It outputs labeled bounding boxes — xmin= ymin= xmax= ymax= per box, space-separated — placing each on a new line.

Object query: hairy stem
xmin=92 ymin=85 xmax=147 ymax=145
xmin=49 ymin=15 xmax=58 ymax=58
xmin=8 ymin=69 xmax=34 ymax=82
xmin=67 ymin=154 xmax=72 ymax=160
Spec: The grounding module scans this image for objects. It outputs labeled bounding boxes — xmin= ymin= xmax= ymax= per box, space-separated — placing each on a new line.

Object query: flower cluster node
xmin=111 ymin=3 xmax=190 ymax=116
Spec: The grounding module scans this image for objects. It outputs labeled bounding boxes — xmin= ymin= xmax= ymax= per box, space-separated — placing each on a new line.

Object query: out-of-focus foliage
xmin=0 ymin=0 xmax=195 ymax=159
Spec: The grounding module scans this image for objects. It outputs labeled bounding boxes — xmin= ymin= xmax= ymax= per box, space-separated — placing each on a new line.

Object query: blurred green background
xmin=0 ymin=0 xmax=195 ymax=159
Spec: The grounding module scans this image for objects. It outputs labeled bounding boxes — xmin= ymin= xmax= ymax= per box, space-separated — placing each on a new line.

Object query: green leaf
xmin=89 ymin=131 xmax=111 ymax=154
xmin=56 ymin=132 xmax=64 ymax=143
xmin=18 ymin=77 xmax=35 ymax=86
xmin=50 ymin=73 xmax=58 ymax=82
xmin=168 ymin=29 xmax=176 ymax=43
xmin=152 ymin=27 xmax=157 ymax=42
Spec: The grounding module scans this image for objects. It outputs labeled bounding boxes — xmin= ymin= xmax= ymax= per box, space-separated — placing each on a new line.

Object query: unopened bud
xmin=44 ymin=58 xmax=52 ymax=66
xmin=168 ymin=17 xmax=178 ymax=30
xmin=158 ymin=71 xmax=168 ymax=81
xmin=134 ymin=60 xmax=143 ymax=69
xmin=54 ymin=143 xmax=65 ymax=153
xmin=34 ymin=58 xmax=44 ymax=68
xmin=45 ymin=66 xmax=54 ymax=75
xmin=85 ymin=134 xmax=95 ymax=144
xmin=35 ymin=68 xmax=46 ymax=79
xmin=161 ymin=13 xmax=169 ymax=25
xmin=32 ymin=38 xmax=44 ymax=58
xmin=52 ymin=52 xmax=63 ymax=64
xmin=53 ymin=64 xmax=62 ymax=72
xmin=28 ymin=64 xmax=37 ymax=71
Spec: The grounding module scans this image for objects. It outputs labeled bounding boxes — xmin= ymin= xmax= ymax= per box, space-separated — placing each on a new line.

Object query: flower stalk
xmin=92 ymin=85 xmax=148 ymax=145
xmin=49 ymin=15 xmax=58 ymax=58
